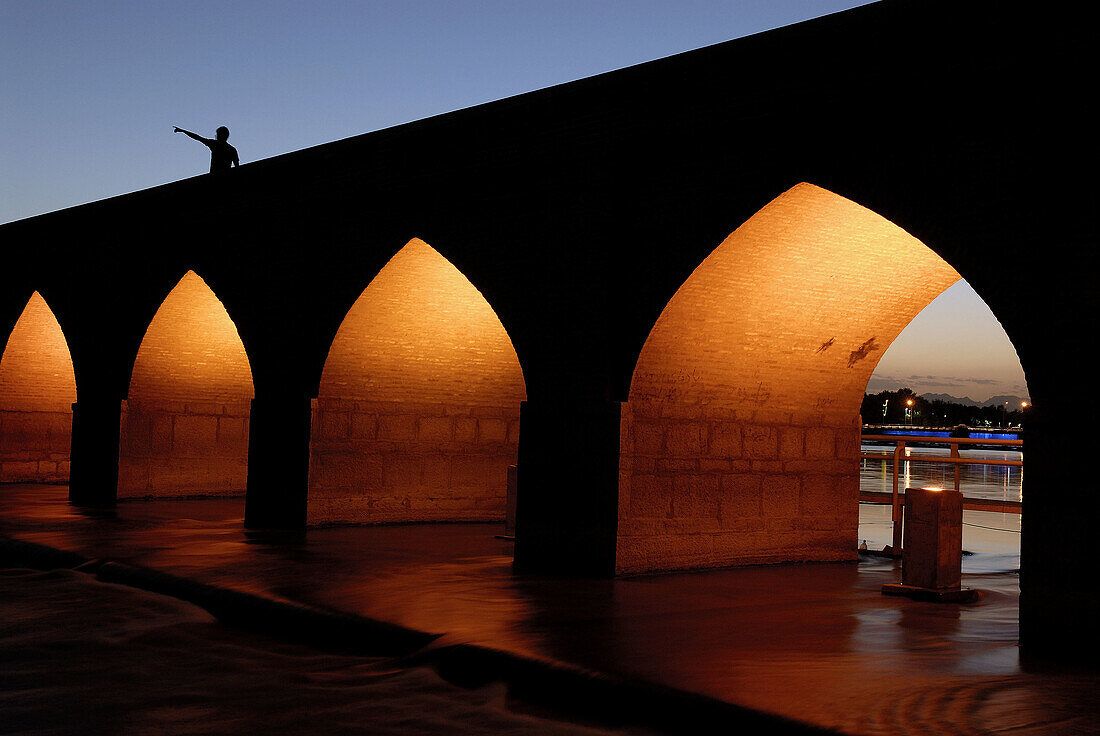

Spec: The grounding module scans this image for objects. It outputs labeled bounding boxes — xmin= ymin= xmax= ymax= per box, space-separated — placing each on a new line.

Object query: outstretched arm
xmin=174 ymin=127 xmax=212 ymax=145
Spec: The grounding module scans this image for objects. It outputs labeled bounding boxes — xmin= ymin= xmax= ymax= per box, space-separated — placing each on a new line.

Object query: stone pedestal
xmin=883 ymin=487 xmax=976 ymax=602
xmin=903 ymin=487 xmax=962 ymax=589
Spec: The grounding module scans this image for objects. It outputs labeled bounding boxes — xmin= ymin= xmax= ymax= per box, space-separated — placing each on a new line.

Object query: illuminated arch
xmin=309 ymin=238 xmax=527 ymax=524
xmin=118 ymin=271 xmax=254 ymax=498
xmin=618 ymin=183 xmax=961 ymax=573
xmin=0 ymin=292 xmax=77 ymax=483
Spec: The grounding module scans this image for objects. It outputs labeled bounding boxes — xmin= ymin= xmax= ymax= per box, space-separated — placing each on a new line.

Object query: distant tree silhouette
xmin=861 ymin=389 xmax=1026 ymax=428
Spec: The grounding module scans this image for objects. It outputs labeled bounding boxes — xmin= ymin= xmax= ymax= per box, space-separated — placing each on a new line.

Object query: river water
xmin=858 ymin=443 xmax=1022 ymax=570
xmin=7 ymin=485 xmax=1095 ymax=736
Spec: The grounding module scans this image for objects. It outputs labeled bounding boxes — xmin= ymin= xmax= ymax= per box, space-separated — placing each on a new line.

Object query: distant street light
xmin=906 ymin=398 xmax=914 ymax=426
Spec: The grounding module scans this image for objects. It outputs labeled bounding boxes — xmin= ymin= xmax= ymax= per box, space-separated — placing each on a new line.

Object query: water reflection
xmin=2 ymin=484 xmax=1091 ymax=736
xmin=859 ymin=443 xmax=1022 ymax=568
xmin=860 ymin=444 xmax=1023 ymax=502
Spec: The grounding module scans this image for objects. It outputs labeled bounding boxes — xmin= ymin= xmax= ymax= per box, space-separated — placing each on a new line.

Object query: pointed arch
xmin=118 ymin=270 xmax=254 ymax=498
xmin=618 ymin=183 xmax=962 ymax=573
xmin=309 ymin=238 xmax=527 ymax=524
xmin=0 ymin=292 xmax=77 ymax=483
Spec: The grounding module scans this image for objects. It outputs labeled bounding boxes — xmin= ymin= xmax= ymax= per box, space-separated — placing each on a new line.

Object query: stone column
xmin=1019 ymin=401 xmax=1100 ymax=662
xmin=513 ymin=399 xmax=622 ymax=577
xmin=68 ymin=392 xmax=123 ymax=508
xmin=243 ymin=391 xmax=313 ymax=530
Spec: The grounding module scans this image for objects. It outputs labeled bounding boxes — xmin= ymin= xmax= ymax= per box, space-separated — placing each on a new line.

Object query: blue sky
xmin=0 ymin=0 xmax=1026 ymax=400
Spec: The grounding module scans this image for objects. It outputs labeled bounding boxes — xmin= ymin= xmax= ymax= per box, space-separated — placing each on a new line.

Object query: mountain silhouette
xmin=920 ymin=392 xmax=1029 ymax=407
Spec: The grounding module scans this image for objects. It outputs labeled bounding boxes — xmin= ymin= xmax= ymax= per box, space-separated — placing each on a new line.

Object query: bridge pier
xmin=513 ymin=399 xmax=621 ymax=577
xmin=68 ymin=393 xmax=123 ymax=508
xmin=243 ymin=392 xmax=313 ymax=530
xmin=1019 ymin=401 xmax=1100 ymax=663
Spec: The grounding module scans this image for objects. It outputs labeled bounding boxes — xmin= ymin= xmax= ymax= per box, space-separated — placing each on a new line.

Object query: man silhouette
xmin=174 ymin=125 xmax=239 ymax=173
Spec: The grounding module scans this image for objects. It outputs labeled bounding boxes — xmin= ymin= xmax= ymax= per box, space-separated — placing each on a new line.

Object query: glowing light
xmin=0 ymin=292 xmax=76 ymax=412
xmin=629 ymin=183 xmax=960 ymax=417
xmin=119 ymin=271 xmax=252 ymax=498
xmin=310 ymin=238 xmax=525 ymax=525
xmin=0 ymin=292 xmax=76 ymax=483
xmin=128 ymin=271 xmax=253 ymax=402
xmin=618 ymin=183 xmax=963 ymax=573
xmin=319 ymin=238 xmax=525 ymax=404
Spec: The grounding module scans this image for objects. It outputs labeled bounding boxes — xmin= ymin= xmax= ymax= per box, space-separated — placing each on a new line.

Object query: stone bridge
xmin=1 ymin=0 xmax=1094 ymax=660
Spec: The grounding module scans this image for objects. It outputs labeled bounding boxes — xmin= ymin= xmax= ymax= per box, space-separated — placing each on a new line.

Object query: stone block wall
xmin=117 ymin=399 xmax=250 ymax=498
xmin=616 ymin=183 xmax=961 ymax=574
xmin=308 ymin=398 xmax=519 ymax=524
xmin=309 ymin=238 xmax=527 ymax=525
xmin=117 ymin=270 xmax=254 ymax=499
xmin=617 ymin=401 xmax=860 ymax=574
xmin=0 ymin=291 xmax=77 ymax=484
xmin=0 ymin=410 xmax=72 ymax=483
xmin=128 ymin=271 xmax=255 ymax=406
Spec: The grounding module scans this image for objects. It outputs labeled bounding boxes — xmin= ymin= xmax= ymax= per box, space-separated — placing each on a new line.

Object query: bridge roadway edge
xmin=0 ymin=533 xmax=842 ymax=736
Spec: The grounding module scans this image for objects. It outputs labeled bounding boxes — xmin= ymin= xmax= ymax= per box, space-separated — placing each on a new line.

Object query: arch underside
xmin=0 ymin=293 xmax=77 ymax=484
xmin=618 ymin=183 xmax=961 ymax=573
xmin=308 ymin=238 xmax=527 ymax=525
xmin=118 ymin=271 xmax=254 ymax=499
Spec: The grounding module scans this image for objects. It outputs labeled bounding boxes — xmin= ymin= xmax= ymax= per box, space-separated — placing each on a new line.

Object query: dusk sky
xmin=868 ymin=280 xmax=1028 ymax=403
xmin=0 ymin=0 xmax=1026 ymax=401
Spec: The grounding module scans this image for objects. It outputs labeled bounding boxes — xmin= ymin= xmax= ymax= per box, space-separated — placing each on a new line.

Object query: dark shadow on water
xmin=243 ymin=529 xmax=307 ymax=546
xmin=70 ymin=507 xmax=118 ymax=520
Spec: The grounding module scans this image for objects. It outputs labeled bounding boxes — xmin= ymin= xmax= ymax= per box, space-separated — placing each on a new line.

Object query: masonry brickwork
xmin=118 ymin=399 xmax=250 ymax=497
xmin=0 ymin=293 xmax=76 ymax=483
xmin=118 ymin=272 xmax=253 ymax=498
xmin=308 ymin=239 xmax=526 ymax=524
xmin=0 ymin=410 xmax=72 ymax=483
xmin=308 ymin=399 xmax=519 ymax=524
xmin=618 ymin=402 xmax=859 ymax=573
xmin=617 ymin=185 xmax=961 ymax=573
